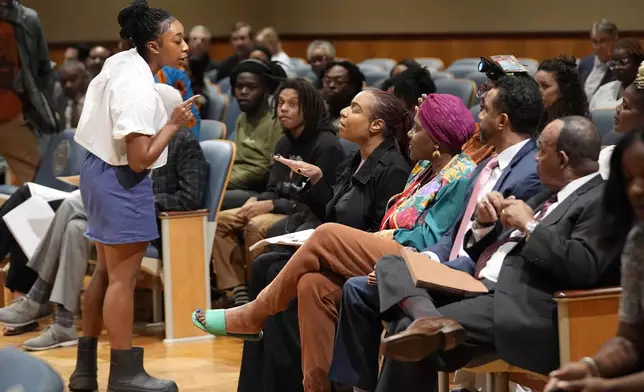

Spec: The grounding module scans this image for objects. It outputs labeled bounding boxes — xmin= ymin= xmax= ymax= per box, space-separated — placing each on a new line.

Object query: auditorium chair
xmin=437 ymin=287 xmax=621 ymax=392
xmin=218 ymin=76 xmax=232 ymax=95
xmin=200 ymin=119 xmax=227 ymax=141
xmin=435 ymin=79 xmax=477 ymax=108
xmin=449 ymin=58 xmax=480 ymax=67
xmin=0 ymin=129 xmax=86 ymax=203
xmin=134 ymin=139 xmax=236 ymax=343
xmin=203 ymin=84 xmax=229 ymax=122
xmin=591 ymin=108 xmax=617 ymax=139
xmin=430 ymin=71 xmax=454 ymax=81
xmin=364 ymin=70 xmax=389 ymax=87
xmin=445 ymin=65 xmax=479 ymax=80
xmin=224 ymin=97 xmax=242 ymax=141
xmin=359 ymin=58 xmax=397 ymax=72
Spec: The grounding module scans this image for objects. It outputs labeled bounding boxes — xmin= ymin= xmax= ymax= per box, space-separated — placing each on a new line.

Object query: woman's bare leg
xmin=82 ymin=243 xmax=109 ymax=337
xmin=102 ymin=241 xmax=147 ymax=349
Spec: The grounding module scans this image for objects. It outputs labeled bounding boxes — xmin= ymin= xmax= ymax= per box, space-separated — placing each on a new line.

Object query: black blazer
xmin=465 ymin=175 xmax=621 ymax=375
xmin=300 ymin=137 xmax=411 ymax=232
xmin=578 ymin=55 xmax=615 ymax=96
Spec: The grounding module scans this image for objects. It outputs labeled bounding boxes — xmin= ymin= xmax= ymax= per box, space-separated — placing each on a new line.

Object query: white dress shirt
xmin=476 ymin=172 xmax=600 ymax=282
xmin=584 ymin=56 xmax=609 ymax=100
xmin=589 ymin=80 xmax=622 ymax=111
xmin=74 ymin=49 xmax=168 ymax=168
xmin=598 ymin=145 xmax=615 ymax=180
xmin=422 ymin=139 xmax=531 ymax=262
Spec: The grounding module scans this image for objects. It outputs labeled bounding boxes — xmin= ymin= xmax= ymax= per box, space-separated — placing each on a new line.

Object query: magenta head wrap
xmin=417 ymin=93 xmax=475 ymax=152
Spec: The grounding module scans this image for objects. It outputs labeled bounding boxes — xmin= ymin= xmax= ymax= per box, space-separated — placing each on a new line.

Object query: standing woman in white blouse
xmin=68 ymin=1 xmax=197 ymax=391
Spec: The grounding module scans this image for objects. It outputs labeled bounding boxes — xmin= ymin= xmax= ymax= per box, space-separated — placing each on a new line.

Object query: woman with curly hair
xmin=535 ymin=56 xmax=590 ymax=131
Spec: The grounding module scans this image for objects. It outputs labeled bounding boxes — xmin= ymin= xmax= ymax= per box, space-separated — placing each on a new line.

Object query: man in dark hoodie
xmin=212 ymin=78 xmax=344 ymax=307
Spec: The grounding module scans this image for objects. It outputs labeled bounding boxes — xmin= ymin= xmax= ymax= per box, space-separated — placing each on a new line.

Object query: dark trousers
xmin=238 ymin=249 xmax=304 ymax=392
xmin=0 ymin=184 xmax=62 ymax=293
xmin=221 ymin=189 xmax=260 ymax=210
xmin=330 ymin=276 xmax=382 ymax=391
xmin=332 ymin=255 xmax=496 ymax=392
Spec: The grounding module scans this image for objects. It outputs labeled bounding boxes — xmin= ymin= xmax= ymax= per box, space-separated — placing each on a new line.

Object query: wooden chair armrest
xmin=158 ymin=209 xmax=208 ymax=220
xmin=554 ymin=287 xmax=622 ymax=301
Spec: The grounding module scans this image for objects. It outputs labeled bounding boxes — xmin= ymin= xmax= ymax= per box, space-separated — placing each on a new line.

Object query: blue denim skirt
xmin=79 ymin=153 xmax=158 ymax=244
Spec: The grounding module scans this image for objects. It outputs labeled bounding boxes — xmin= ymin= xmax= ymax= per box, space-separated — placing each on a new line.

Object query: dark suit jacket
xmin=429 ymin=139 xmax=545 ymax=271
xmin=579 ymin=55 xmax=615 ymax=95
xmin=465 ymin=175 xmax=621 ymax=375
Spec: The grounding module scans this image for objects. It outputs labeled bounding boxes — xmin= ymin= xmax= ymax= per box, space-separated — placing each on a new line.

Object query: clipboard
xmin=402 ymin=249 xmax=489 ymax=295
xmin=57 ymin=176 xmax=80 ymax=186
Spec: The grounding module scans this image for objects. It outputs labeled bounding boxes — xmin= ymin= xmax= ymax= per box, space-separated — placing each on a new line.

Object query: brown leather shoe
xmin=380 ymin=316 xmax=465 ymax=362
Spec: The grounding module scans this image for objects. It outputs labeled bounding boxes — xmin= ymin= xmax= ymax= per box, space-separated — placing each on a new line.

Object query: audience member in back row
xmin=84 ymin=45 xmax=112 ymax=79
xmin=579 ymin=18 xmax=618 ymax=100
xmin=256 ymin=27 xmax=293 ymax=72
xmin=0 ymin=84 xmax=208 ymax=351
xmin=599 ymin=61 xmax=644 ymax=178
xmin=221 ymin=59 xmax=286 ymax=210
xmin=53 ymin=59 xmax=90 ymax=129
xmin=225 ymin=93 xmax=478 ymax=392
xmin=248 ymin=45 xmax=274 ymax=65
xmin=545 ymin=129 xmax=644 ymax=392
xmin=349 ymin=116 xmax=620 ymax=392
xmin=384 ymin=67 xmax=435 ymax=108
xmin=321 ymin=60 xmax=365 ymax=130
xmin=590 ymin=38 xmax=644 ymax=111
xmin=216 ymin=21 xmax=254 ymax=83
xmin=213 ymin=78 xmax=344 ymax=307
xmin=535 ymin=56 xmax=590 ymax=132
xmin=390 ymin=59 xmax=422 ymax=78
xmin=307 ymin=40 xmax=335 ymax=84
xmin=186 ymin=25 xmax=218 ymax=96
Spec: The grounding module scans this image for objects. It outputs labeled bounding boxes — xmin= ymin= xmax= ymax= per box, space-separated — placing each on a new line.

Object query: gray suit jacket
xmin=465 ymin=175 xmax=621 ymax=374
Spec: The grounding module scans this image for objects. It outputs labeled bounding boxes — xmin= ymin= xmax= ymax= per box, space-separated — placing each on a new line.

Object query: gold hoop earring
xmin=432 ymin=145 xmax=441 ymax=158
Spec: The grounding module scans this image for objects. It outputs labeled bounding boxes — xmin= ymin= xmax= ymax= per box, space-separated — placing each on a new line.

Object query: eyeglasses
xmin=608 ymin=58 xmax=632 ymax=68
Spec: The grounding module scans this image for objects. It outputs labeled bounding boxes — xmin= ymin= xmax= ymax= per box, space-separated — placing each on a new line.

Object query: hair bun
xmin=118 ymin=0 xmax=150 ymax=40
xmin=557 ymin=54 xmax=578 ymax=69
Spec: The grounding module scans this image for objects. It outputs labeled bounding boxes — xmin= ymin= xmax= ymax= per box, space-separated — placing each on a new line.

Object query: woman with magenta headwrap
xmin=192 ymin=93 xmax=476 ymax=389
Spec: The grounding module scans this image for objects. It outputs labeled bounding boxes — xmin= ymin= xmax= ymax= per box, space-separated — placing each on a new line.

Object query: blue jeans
xmin=329 ymin=276 xmax=382 ymax=392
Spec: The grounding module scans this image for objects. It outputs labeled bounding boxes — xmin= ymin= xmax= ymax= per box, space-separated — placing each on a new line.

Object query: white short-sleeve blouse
xmin=74 ymin=49 xmax=168 ymax=168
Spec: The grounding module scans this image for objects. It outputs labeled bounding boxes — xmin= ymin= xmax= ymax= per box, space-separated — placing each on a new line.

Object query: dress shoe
xmin=380 ymin=316 xmax=465 ymax=362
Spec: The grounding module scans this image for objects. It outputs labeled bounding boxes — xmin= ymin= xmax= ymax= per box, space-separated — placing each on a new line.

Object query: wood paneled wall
xmin=48 ymin=32 xmax=644 ymax=69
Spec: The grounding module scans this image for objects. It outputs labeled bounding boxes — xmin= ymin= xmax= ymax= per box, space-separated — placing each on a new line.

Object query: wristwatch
xmin=525 ymin=220 xmax=539 ymax=236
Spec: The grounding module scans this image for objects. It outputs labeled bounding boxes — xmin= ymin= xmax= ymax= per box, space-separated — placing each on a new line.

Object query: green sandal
xmin=191 ymin=309 xmax=263 ymax=341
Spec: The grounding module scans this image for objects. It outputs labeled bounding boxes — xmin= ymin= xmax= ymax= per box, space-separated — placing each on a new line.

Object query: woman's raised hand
xmin=273 ymin=155 xmax=323 ymax=185
xmin=169 ymin=95 xmax=202 ymax=128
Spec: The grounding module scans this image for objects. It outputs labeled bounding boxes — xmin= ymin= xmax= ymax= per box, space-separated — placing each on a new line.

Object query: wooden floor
xmin=0 ymin=326 xmax=244 ymax=391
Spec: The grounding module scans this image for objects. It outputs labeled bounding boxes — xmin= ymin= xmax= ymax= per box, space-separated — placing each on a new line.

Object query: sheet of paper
xmin=27 ymin=182 xmax=72 ymax=202
xmin=403 ymin=249 xmax=489 ymax=295
xmin=3 ymin=195 xmax=55 ymax=260
xmin=249 ymin=229 xmax=315 ymax=252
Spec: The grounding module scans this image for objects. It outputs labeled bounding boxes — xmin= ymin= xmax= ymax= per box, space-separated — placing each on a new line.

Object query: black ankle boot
xmin=107 ymin=347 xmax=178 ymax=392
xmin=68 ymin=336 xmax=99 ymax=391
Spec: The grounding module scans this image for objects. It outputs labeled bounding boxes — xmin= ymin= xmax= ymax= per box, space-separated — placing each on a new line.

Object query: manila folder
xmin=402 ymin=249 xmax=489 ymax=295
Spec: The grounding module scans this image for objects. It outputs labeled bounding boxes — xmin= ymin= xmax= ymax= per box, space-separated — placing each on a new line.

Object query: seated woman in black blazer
xmin=194 ymin=89 xmax=412 ymax=387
